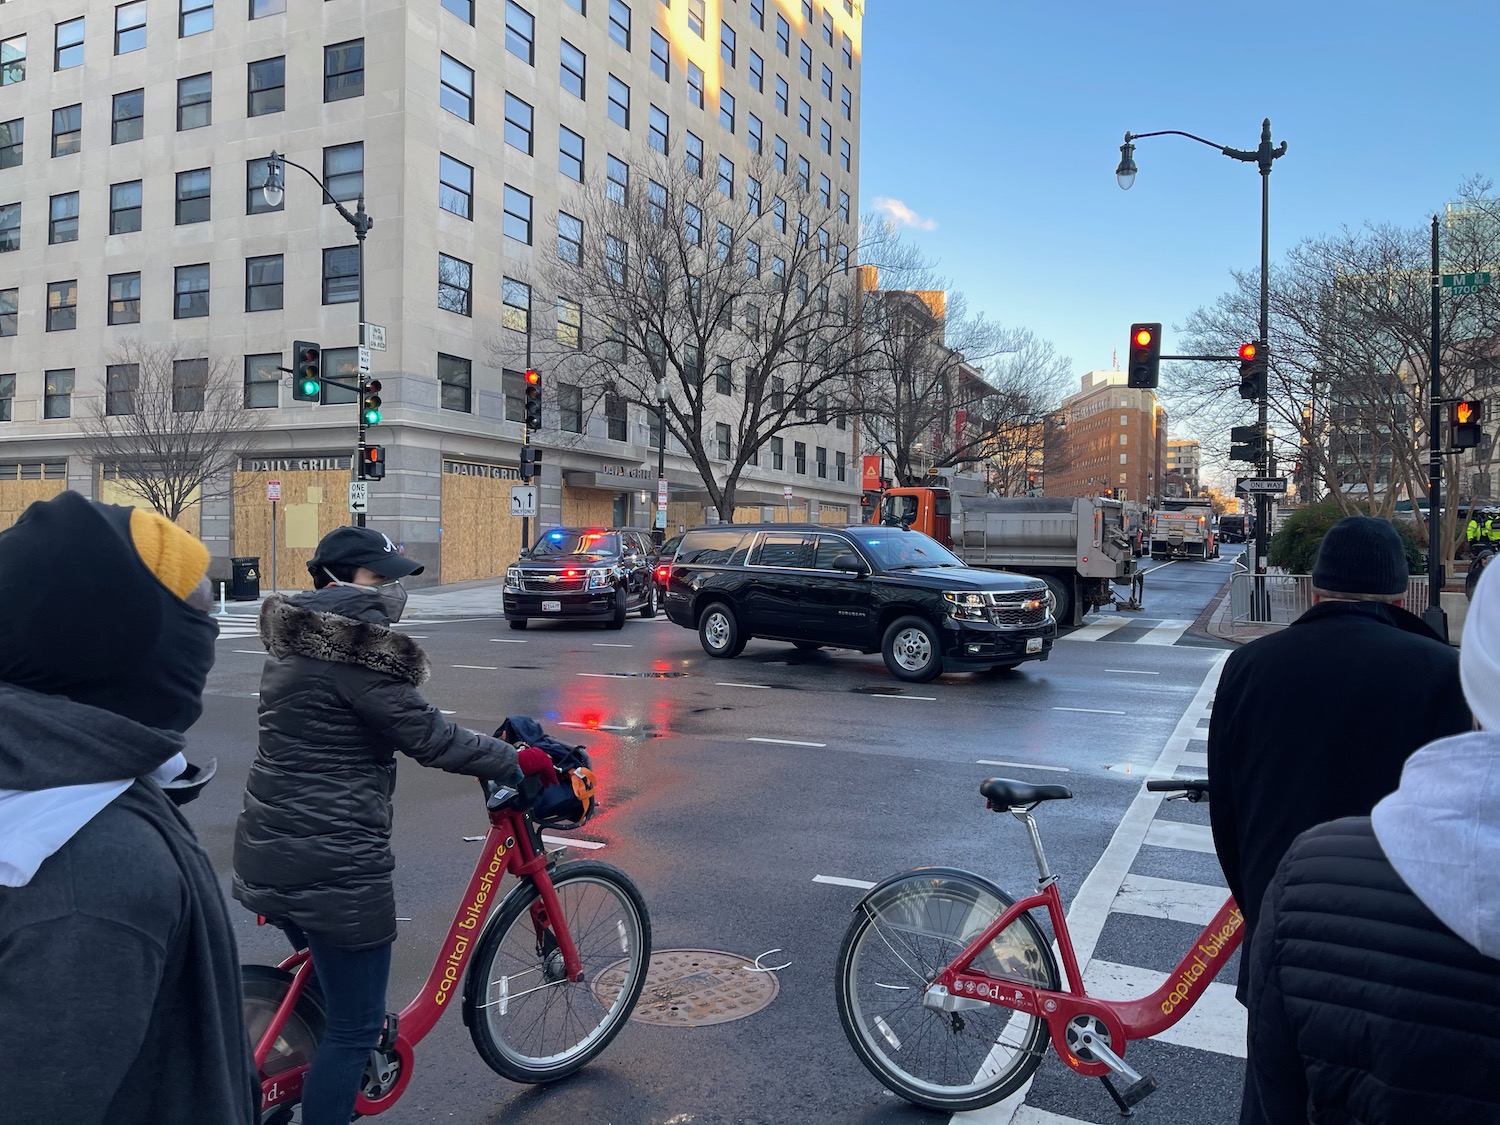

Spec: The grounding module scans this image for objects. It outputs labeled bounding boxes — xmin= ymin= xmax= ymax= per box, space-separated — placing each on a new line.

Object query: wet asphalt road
xmin=184 ymin=550 xmax=1246 ymax=1125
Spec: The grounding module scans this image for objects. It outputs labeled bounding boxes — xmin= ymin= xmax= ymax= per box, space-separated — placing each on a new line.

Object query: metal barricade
xmin=1230 ymin=572 xmax=1432 ymax=631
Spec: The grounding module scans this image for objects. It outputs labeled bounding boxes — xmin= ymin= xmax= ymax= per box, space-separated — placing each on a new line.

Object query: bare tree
xmin=528 ymin=145 xmax=870 ymax=519
xmin=77 ymin=339 xmax=267 ymax=521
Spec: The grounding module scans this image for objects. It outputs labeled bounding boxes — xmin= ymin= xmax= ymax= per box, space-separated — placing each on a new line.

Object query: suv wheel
xmin=606 ymin=589 xmax=627 ymax=630
xmin=882 ymin=615 xmax=942 ymax=683
xmin=699 ymin=601 xmax=747 ymax=659
xmin=639 ymin=583 xmax=658 ymax=619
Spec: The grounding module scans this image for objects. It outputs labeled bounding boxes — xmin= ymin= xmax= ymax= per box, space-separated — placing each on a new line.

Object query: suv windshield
xmin=847 ymin=528 xmax=964 ymax=570
xmin=529 ymin=529 xmax=620 ymax=559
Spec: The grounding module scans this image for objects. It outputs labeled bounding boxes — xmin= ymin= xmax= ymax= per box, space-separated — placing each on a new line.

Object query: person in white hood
xmin=1242 ymin=561 xmax=1500 ymax=1124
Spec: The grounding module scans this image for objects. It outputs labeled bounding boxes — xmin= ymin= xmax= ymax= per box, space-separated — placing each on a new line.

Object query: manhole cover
xmin=596 ymin=948 xmax=779 ymax=1027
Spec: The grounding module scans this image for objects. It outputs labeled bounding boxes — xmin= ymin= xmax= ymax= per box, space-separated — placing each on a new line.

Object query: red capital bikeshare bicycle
xmin=243 ymin=776 xmax=651 ymax=1123
xmin=836 ymin=777 xmax=1241 ymax=1115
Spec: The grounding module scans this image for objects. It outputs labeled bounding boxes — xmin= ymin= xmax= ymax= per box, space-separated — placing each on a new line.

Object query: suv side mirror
xmin=518 ymin=547 xmax=532 ymax=558
xmin=832 ymin=552 xmax=868 ymax=574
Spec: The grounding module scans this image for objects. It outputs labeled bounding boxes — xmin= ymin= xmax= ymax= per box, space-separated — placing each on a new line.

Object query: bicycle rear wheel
xmin=836 ymin=870 xmax=1058 ymax=1112
xmin=242 ymin=965 xmax=326 ymax=1123
xmin=463 ymin=860 xmax=650 ymax=1083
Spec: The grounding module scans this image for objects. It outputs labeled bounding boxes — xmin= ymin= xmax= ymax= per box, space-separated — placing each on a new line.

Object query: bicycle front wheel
xmin=464 ymin=860 xmax=650 ymax=1083
xmin=836 ymin=870 xmax=1059 ymax=1112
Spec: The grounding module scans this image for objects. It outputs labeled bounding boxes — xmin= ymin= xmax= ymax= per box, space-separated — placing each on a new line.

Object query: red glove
xmin=517 ymin=746 xmax=558 ymax=788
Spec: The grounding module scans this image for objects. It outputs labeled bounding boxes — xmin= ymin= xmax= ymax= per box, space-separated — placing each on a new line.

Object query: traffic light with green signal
xmin=1237 ymin=340 xmax=1267 ymax=400
xmin=1127 ymin=323 xmax=1161 ymax=389
xmin=362 ymin=380 xmax=383 ymax=426
xmin=292 ymin=341 xmax=322 ymax=401
xmin=524 ymin=369 xmax=542 ymax=430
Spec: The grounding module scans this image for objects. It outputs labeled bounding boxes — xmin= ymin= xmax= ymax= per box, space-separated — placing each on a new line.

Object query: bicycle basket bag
xmin=496 ymin=715 xmax=598 ymax=830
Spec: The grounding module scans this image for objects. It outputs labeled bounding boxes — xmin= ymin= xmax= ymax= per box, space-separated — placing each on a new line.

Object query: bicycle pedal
xmin=377 ymin=1011 xmax=399 ymax=1050
xmin=1118 ymin=1073 xmax=1158 ymax=1107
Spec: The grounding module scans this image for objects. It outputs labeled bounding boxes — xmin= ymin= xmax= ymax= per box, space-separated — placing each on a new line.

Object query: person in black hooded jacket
xmin=232 ymin=526 xmax=556 ymax=1125
xmin=0 ymin=492 xmax=256 ymax=1125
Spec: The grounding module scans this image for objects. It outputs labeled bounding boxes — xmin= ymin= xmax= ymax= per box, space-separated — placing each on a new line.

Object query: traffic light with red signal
xmin=524 ymin=369 xmax=542 ymax=430
xmin=1450 ymin=398 xmax=1484 ymax=449
xmin=1237 ymin=340 xmax=1267 ymax=400
xmin=1127 ymin=323 xmax=1161 ymax=389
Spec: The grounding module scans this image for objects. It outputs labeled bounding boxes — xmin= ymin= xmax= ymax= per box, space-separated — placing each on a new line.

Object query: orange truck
xmin=873 ymin=487 xmax=1143 ymax=629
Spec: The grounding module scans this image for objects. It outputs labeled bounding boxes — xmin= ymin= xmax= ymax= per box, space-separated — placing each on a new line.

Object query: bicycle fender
xmin=850 ymin=866 xmax=1003 ymax=913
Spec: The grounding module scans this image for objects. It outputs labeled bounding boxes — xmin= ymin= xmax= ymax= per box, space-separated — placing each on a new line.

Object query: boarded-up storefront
xmin=440 ymin=459 xmax=524 ymax=583
xmin=97 ymin=468 xmax=201 ymax=538
xmin=233 ymin=454 xmax=353 ymax=593
xmin=0 ymin=462 xmax=68 ymax=530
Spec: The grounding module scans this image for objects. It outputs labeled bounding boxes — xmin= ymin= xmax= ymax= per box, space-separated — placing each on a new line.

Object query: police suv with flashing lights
xmin=662 ymin=523 xmax=1056 ymax=682
xmin=503 ymin=527 xmax=658 ymax=630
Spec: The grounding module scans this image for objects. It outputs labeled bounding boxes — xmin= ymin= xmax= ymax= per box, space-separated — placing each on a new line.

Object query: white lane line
xmin=977 ymin=760 xmax=1070 ymax=773
xmin=1059 ymin=618 xmax=1131 ymax=642
xmin=232 ymin=649 xmax=263 ymax=654
xmin=1143 ymin=820 xmax=1218 ymax=854
xmin=1180 ymin=750 xmax=1208 ymax=769
xmin=452 ymin=664 xmax=498 ymax=670
xmin=1138 ymin=560 xmax=1177 ymax=575
xmin=715 ymin=681 xmax=772 ymax=689
xmin=1112 ymin=873 xmax=1230 ymax=926
xmin=593 ymin=642 xmax=633 ymax=648
xmin=1052 ymin=706 xmax=1126 ymax=715
xmin=576 ymin=672 xmax=629 ymax=679
xmin=1081 ymin=960 xmax=1245 ymax=1057
xmin=401 ymin=635 xmax=429 ymax=639
xmin=490 ymin=638 xmax=528 ymax=643
xmin=1105 ymin=668 xmax=1160 ymax=675
xmin=868 ymin=693 xmax=937 ymax=701
xmin=1137 ymin=619 xmax=1194 ymax=646
xmin=813 ymin=874 xmax=875 ymax=890
xmin=542 ymin=835 xmax=606 ymax=850
xmin=747 ymin=736 xmax=827 ymax=747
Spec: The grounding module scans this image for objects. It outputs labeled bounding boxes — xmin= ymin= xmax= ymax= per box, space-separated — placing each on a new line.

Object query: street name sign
xmin=348 ymin=481 xmax=369 ymax=514
xmin=364 ymin=323 xmax=387 ymax=350
xmin=1442 ymin=272 xmax=1492 ymax=297
xmin=510 ymin=485 xmax=538 ymax=517
xmin=1241 ymin=477 xmax=1288 ymax=493
xmin=266 ymin=479 xmax=281 ymax=502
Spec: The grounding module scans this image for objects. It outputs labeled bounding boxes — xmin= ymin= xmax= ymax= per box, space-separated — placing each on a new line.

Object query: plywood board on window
xmin=0 ymin=480 xmax=68 ymax=531
xmin=440 ymin=473 xmax=523 ymax=583
xmin=232 ymin=470 xmax=352 ymax=593
xmin=817 ymin=508 xmax=850 ymax=526
xmin=97 ymin=478 xmax=201 ymax=538
xmin=561 ymin=486 xmax=616 ymax=529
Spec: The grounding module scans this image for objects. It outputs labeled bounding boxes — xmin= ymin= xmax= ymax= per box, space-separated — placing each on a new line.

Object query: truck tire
xmin=1040 ymin=575 xmax=1073 ymax=628
xmin=881 ymin=616 xmax=942 ymax=683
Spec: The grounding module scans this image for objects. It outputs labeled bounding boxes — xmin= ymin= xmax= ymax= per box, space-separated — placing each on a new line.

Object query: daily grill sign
xmin=242 ymin=455 xmax=352 ymax=472
xmin=443 ymin=459 xmax=521 ymax=481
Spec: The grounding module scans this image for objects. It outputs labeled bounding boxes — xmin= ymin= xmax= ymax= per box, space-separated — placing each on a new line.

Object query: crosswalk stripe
xmin=1112 ymin=874 xmax=1228 ymax=926
xmin=1081 ymin=960 xmax=1245 ymax=1057
xmin=1059 ymin=618 xmax=1132 ymax=642
xmin=1136 ymin=619 xmax=1195 ymax=645
xmin=1011 ymin=1108 xmax=1093 ymax=1125
xmin=1180 ymin=749 xmax=1208 ymax=769
xmin=1143 ymin=820 xmax=1217 ymax=853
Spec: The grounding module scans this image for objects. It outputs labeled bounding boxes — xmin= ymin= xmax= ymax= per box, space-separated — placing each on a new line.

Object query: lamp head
xmin=262 ymin=152 xmax=285 ymax=208
xmin=656 ymin=378 xmax=669 ymax=402
xmin=1115 ymin=138 xmax=1137 ymax=191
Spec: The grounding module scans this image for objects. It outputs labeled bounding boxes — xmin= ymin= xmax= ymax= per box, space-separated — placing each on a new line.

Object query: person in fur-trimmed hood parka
xmin=232 ymin=525 xmax=558 ymax=1125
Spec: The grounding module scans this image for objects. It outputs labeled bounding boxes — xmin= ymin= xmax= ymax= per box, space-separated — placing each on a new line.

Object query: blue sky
xmin=859 ymin=0 xmax=1500 ymax=439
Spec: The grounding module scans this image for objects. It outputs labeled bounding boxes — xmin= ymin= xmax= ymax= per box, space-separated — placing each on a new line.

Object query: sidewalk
xmin=214 ymin=575 xmax=508 ymax=619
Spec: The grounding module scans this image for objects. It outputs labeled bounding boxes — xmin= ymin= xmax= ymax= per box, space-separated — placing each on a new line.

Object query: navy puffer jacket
xmin=232 ymin=588 xmax=521 ymax=950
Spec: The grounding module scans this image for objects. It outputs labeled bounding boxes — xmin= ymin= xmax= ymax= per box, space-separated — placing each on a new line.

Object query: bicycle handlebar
xmin=1145 ymin=778 xmax=1210 ymax=800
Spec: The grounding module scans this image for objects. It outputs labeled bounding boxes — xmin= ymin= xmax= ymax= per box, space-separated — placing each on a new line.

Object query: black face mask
xmin=324 ymin=569 xmax=408 ymax=623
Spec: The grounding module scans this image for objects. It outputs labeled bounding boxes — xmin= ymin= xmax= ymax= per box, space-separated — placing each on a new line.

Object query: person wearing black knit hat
xmin=0 ymin=491 xmax=256 ymax=1125
xmin=1207 ymin=514 xmax=1471 ymax=1124
xmin=232 ymin=524 xmax=557 ymax=1125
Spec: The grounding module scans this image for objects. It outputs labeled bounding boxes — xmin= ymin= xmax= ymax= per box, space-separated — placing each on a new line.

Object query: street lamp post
xmin=264 ymin=151 xmax=376 ymax=526
xmin=1117 ymin=119 xmax=1287 ymax=619
xmin=654 ymin=378 xmax=668 ymax=545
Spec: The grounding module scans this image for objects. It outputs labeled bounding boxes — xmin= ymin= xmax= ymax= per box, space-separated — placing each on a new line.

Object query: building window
xmin=110 ymin=90 xmax=144 ymax=144
xmin=0 ymin=289 xmax=15 ymax=336
xmin=503 ymin=368 xmax=527 ymax=423
xmin=441 ymin=0 xmax=474 ymax=24
xmin=717 ymin=155 xmax=734 ymax=198
xmin=840 ymin=137 xmax=851 ymax=172
xmin=814 ymin=446 xmax=827 ymax=478
xmin=687 ymin=61 xmax=703 ymax=108
xmin=559 ymin=384 xmax=583 ymax=433
xmin=720 ymin=90 xmax=736 ymax=132
xmin=48 ymin=281 xmax=79 ymax=331
xmin=772 ymin=195 xmax=786 ymax=233
xmin=172 ymin=358 xmax=207 ymax=413
xmin=794 ymin=441 xmax=807 ymax=474
xmin=245 ymin=254 xmax=283 ymax=311
xmin=775 ymin=75 xmax=788 ymax=115
xmin=321 ymin=247 xmax=358 ymax=305
xmin=319 ymin=348 xmax=359 ymax=404
xmin=44 ymin=369 xmax=75 ymax=418
xmin=715 ymin=422 xmax=732 ymax=460
xmin=841 ymin=84 xmax=852 ymax=120
xmin=0 ymin=375 xmax=19 ymax=420
xmin=842 ymin=32 xmax=853 ymax=67
xmin=311 ymin=148 xmax=360 ymax=210
xmin=441 ymin=54 xmax=475 ymax=121
xmin=52 ymin=105 xmax=82 ymax=157
xmin=745 ymin=241 xmax=760 ymax=278
xmin=439 ymin=154 xmax=472 ymax=219
xmin=244 ymin=354 xmax=280 ymax=408
xmin=116 ymin=3 xmax=147 ymax=55
xmin=248 ymin=57 xmax=285 ymax=116
xmin=180 ymin=0 xmax=212 ymax=36
xmin=797 ymin=155 xmax=810 ymax=190
xmin=501 ymin=276 xmax=530 ymax=332
xmin=55 ymin=18 xmax=85 ymax=71
xmin=684 ymin=202 xmax=702 ymax=244
xmin=604 ymin=235 xmax=627 ymax=282
xmin=177 ymin=74 xmax=213 ymax=130
xmin=799 ymin=40 xmax=812 ymax=79
xmin=559 ymin=126 xmax=584 ymax=181
xmin=246 ymin=158 xmax=283 ymax=215
xmin=250 ymin=0 xmax=287 ymax=16
xmin=438 ymin=353 xmax=471 ymax=412
xmin=105 ymin=364 xmax=138 ymax=414
xmin=819 ymin=118 xmax=832 ymax=154
xmin=438 ymin=253 xmax=472 ymax=315
xmin=819 ymin=173 xmax=832 ymax=208
xmin=647 ymin=106 xmax=667 ymax=152
xmin=749 ymin=0 xmax=764 ymax=28
xmin=747 ymin=112 xmax=762 ymax=154
xmin=49 ymin=193 xmax=79 ymax=244
xmin=716 ymin=221 xmax=732 ymax=261
xmin=557 ymin=211 xmax=582 ymax=263
xmin=748 ymin=49 xmax=763 ymax=92
xmin=773 ymin=135 xmax=787 ymax=173
xmin=604 ymin=393 xmax=627 ymax=441
xmin=839 ymin=189 xmax=850 ymax=222
xmin=560 ymin=39 xmax=585 ymax=98
xmin=176 ymin=168 xmax=211 ymax=224
xmin=649 ymin=30 xmax=669 ymax=80
xmin=721 ymin=20 xmax=737 ymax=67
xmin=606 ymin=154 xmax=629 ymax=203
xmin=110 ymin=181 xmax=142 ymax=233
xmin=108 ymin=272 xmax=141 ymax=325
xmin=836 ymin=450 xmax=846 ymax=481
xmin=715 ymin=358 xmax=732 ymax=394
xmin=174 ymin=265 xmax=209 ymax=319
xmin=324 ymin=40 xmax=364 ymax=102
xmin=685 ymin=131 xmax=703 ymax=176
xmin=0 ymin=35 xmax=24 ymax=87
xmin=506 ymin=1 xmax=535 ymax=63
xmin=503 ymin=185 xmax=533 ymax=244
xmin=688 ymin=0 xmax=706 ymax=35
xmin=0 ymin=119 xmax=19 ymax=168
xmin=607 ymin=75 xmax=630 ymax=128
xmin=776 ymin=13 xmax=790 ymax=54
xmin=771 ymin=436 xmax=783 ymax=470
xmin=608 ymin=0 xmax=631 ymax=48
xmin=821 ymin=62 xmax=833 ymax=101
xmin=502 ymin=92 xmax=534 ymax=154
xmin=799 ymin=98 xmax=812 ymax=136
xmin=556 ymin=298 xmax=582 ymax=349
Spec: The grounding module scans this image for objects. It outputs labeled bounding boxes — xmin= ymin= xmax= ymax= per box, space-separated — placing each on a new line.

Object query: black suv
xmin=504 ymin=527 xmax=658 ymax=630
xmin=663 ymin=523 xmax=1055 ymax=682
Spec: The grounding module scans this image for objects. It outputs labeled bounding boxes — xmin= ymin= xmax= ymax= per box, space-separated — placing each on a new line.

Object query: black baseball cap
xmin=308 ymin=526 xmax=425 ymax=578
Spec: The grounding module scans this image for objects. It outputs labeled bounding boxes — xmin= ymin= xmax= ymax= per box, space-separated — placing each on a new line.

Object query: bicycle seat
xmin=980 ymin=777 xmax=1074 ymax=808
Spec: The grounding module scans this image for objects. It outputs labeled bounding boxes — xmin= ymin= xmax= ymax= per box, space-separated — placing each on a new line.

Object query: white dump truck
xmin=1148 ymin=499 xmax=1218 ymax=561
xmin=875 ymin=488 xmax=1143 ymax=629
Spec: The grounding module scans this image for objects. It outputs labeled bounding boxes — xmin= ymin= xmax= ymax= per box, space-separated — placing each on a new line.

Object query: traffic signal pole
xmin=1424 ymin=215 xmax=1449 ymax=641
xmin=352 ymin=193 xmax=371 ymax=527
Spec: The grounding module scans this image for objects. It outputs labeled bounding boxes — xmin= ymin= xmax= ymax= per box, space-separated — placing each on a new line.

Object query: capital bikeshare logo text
xmin=434 ymin=839 xmax=510 ymax=1006
xmin=1160 ymin=906 xmax=1243 ymax=1016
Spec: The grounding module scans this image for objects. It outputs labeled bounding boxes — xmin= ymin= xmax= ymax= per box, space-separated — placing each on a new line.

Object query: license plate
xmin=1026 ymin=637 xmax=1043 ymax=654
xmin=542 ymin=600 xmax=561 ymax=613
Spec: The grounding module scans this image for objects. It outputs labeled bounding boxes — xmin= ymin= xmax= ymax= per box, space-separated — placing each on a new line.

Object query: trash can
xmin=230 ymin=556 xmax=261 ymax=601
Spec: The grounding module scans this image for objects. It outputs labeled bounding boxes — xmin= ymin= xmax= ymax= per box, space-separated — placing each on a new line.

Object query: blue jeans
xmin=301 ymin=932 xmax=392 ymax=1125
